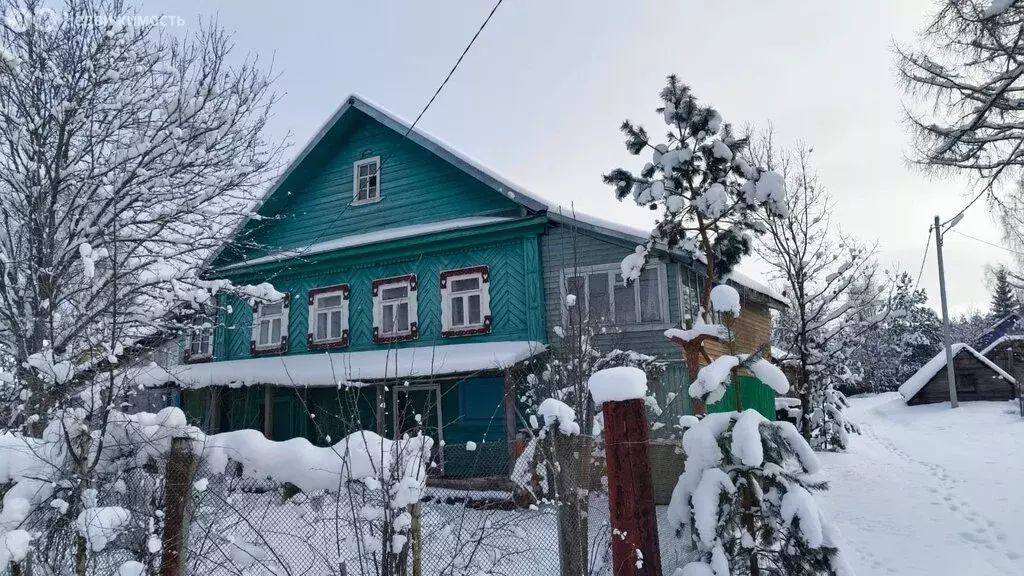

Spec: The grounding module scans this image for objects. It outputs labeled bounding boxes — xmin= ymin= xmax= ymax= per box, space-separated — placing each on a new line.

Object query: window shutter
xmin=372 ymin=281 xmax=382 ymax=342
xmin=249 ymin=301 xmax=260 ymax=354
xmin=408 ymin=274 xmax=418 ymax=338
xmin=279 ymin=294 xmax=290 ymax=353
xmin=480 ymin=269 xmax=492 ymax=333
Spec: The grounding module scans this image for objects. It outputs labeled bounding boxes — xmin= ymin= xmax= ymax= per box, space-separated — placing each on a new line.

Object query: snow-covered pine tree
xmin=989 ymin=265 xmax=1019 ymax=319
xmin=846 ymin=272 xmax=940 ymax=394
xmin=604 ymin=76 xmax=787 ymax=413
xmin=668 ymin=410 xmax=854 ymax=576
xmin=671 ymin=284 xmax=853 ymax=574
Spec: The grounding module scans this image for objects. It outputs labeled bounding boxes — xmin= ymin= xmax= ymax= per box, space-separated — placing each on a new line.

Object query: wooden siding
xmin=540 ymin=222 xmax=779 ymax=419
xmin=226 ymin=112 xmax=521 ymax=264
xmin=213 ymin=236 xmax=545 ymax=362
xmin=540 ymin=223 xmax=682 ymax=359
xmin=984 ymin=340 xmax=1024 ymax=388
xmin=908 ymin=349 xmax=1017 ymax=405
xmin=539 ymin=222 xmax=774 ymax=363
xmin=702 ymin=305 xmax=774 ymax=359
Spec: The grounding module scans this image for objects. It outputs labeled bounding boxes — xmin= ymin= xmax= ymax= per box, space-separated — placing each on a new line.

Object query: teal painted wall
xmin=213 ymin=236 xmax=545 ymax=361
xmin=227 ymin=112 xmax=522 ymax=264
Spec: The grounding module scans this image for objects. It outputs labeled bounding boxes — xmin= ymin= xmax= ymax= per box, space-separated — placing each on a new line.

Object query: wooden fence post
xmin=553 ymin=431 xmax=592 ymax=576
xmin=161 ymin=436 xmax=196 ymax=576
xmin=602 ymin=398 xmax=662 ymax=576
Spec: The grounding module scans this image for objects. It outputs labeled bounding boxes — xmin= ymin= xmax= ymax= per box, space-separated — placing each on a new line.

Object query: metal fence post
xmin=553 ymin=431 xmax=592 ymax=576
xmin=161 ymin=436 xmax=196 ymax=576
xmin=602 ymin=398 xmax=662 ymax=576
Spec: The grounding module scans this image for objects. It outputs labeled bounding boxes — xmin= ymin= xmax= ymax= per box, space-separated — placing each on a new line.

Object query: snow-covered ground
xmin=819 ymin=393 xmax=1024 ymax=576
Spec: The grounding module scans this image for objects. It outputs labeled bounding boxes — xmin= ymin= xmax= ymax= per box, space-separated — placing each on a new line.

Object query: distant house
xmin=160 ymin=95 xmax=784 ymax=481
xmin=899 ymin=344 xmax=1017 ymax=405
xmin=973 ymin=312 xmax=1024 ymax=385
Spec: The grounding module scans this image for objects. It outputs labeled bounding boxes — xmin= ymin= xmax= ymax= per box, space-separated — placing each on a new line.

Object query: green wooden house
xmin=170 ymin=95 xmax=786 ymax=481
xmin=174 ymin=96 xmax=552 ymax=480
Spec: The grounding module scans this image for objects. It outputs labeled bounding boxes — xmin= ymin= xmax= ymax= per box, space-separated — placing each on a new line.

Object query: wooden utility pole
xmin=161 ymin=437 xmax=196 ymax=576
xmin=602 ymin=398 xmax=662 ymax=576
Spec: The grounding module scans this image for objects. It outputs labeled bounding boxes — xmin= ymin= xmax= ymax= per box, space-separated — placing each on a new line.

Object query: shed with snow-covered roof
xmin=898 ymin=344 xmax=1017 ymax=406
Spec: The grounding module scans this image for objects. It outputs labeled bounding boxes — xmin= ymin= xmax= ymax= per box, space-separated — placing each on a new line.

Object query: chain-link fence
xmin=3 ymin=434 xmax=694 ymax=576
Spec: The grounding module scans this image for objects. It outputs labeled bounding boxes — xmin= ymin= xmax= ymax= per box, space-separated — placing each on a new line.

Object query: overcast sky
xmin=144 ymin=0 xmax=1015 ymax=317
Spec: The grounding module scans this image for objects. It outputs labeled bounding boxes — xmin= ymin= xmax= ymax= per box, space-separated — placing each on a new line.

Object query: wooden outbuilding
xmin=899 ymin=344 xmax=1017 ymax=406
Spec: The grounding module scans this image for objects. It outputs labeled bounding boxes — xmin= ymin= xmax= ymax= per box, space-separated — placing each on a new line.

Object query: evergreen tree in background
xmin=844 ymin=272 xmax=941 ymax=394
xmin=989 ymin=266 xmax=1018 ymax=319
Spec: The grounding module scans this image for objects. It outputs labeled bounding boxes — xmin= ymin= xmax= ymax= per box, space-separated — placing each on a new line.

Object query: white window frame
xmin=352 ymin=156 xmax=381 ymax=205
xmin=677 ymin=265 xmax=704 ymax=325
xmin=441 ymin=266 xmax=491 ymax=336
xmin=373 ymin=275 xmax=418 ymax=342
xmin=307 ymin=284 xmax=350 ymax=349
xmin=251 ymin=296 xmax=289 ymax=354
xmin=560 ymin=261 xmax=670 ymax=331
xmin=184 ymin=316 xmax=213 ymax=362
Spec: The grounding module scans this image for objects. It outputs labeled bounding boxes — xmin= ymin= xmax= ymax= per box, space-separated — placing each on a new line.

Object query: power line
xmin=405 ymin=0 xmax=506 ymax=137
xmin=239 ymin=0 xmax=508 ymax=283
xmin=941 ymin=187 xmax=989 ymax=229
xmin=949 ymin=229 xmax=1024 ymax=256
xmin=913 ymin=227 xmax=933 ymax=291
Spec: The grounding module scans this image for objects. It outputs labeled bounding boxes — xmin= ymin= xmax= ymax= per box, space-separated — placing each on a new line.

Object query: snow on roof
xmin=219 ymin=216 xmax=511 ymax=270
xmin=723 ymin=269 xmax=787 ymax=306
xmin=898 ymin=344 xmax=1017 ymax=402
xmin=209 ymin=94 xmax=782 ymax=305
xmin=979 ymin=334 xmax=1024 ymax=356
xmin=168 ymin=341 xmax=546 ymax=388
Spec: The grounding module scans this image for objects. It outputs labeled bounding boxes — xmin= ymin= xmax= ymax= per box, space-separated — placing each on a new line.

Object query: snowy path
xmin=818 ymin=393 xmax=1024 ymax=576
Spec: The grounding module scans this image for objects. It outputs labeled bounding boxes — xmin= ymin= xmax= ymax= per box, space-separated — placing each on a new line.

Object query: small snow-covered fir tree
xmin=672 ymin=285 xmax=854 ymax=574
xmin=668 ymin=410 xmax=854 ymax=576
xmin=805 ymin=364 xmax=860 ymax=452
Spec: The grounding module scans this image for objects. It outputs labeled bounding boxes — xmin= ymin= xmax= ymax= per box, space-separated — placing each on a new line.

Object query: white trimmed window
xmin=308 ymin=284 xmax=350 ymax=349
xmin=251 ymin=296 xmax=289 ymax=354
xmin=562 ymin=263 xmax=668 ymax=328
xmin=184 ymin=316 xmax=213 ymax=362
xmin=441 ymin=266 xmax=491 ymax=336
xmin=353 ymin=156 xmax=380 ymax=204
xmin=373 ymin=275 xmax=418 ymax=342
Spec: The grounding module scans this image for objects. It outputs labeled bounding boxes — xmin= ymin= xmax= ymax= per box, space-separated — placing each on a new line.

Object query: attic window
xmin=353 ymin=157 xmax=380 ymax=204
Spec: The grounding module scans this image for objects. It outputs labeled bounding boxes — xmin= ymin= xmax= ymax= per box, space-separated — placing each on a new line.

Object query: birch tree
xmin=749 ymin=134 xmax=889 ymax=446
xmin=0 ymin=0 xmax=284 ymax=426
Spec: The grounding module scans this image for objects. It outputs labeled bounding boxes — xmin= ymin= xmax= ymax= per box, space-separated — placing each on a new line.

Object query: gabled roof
xmin=979 ymin=334 xmax=1024 ymax=356
xmin=209 ymin=94 xmax=784 ymax=305
xmin=898 ymin=343 xmax=1016 ymax=402
xmin=972 ymin=312 xmax=1023 ymax=351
